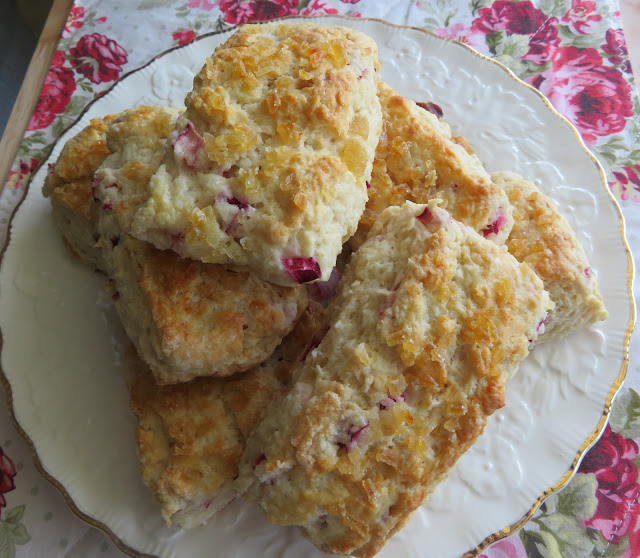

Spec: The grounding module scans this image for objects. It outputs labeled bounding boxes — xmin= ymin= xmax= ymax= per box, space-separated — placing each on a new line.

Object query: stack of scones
xmin=43 ymin=22 xmax=608 ymax=558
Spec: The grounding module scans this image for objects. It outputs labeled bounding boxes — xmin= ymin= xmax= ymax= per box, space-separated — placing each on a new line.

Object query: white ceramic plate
xmin=0 ymin=16 xmax=633 ymax=558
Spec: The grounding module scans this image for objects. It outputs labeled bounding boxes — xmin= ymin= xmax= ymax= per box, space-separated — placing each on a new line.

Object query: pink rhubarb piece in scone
xmin=42 ymin=114 xmax=117 ymax=270
xmin=91 ymin=106 xmax=308 ymax=384
xmin=349 ymin=81 xmax=513 ymax=250
xmin=128 ymin=301 xmax=325 ymax=529
xmin=491 ymin=170 xmax=608 ymax=342
xmin=236 ymin=201 xmax=552 ymax=558
xmin=130 ymin=22 xmax=382 ymax=286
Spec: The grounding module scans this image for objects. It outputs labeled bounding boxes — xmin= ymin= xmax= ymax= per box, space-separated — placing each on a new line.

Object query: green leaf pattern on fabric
xmin=611 ymin=389 xmax=640 ymax=439
xmin=0 ymin=506 xmax=30 ymax=558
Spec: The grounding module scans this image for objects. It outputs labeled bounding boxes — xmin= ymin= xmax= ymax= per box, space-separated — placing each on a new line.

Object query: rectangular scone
xmin=236 ymin=201 xmax=553 ymax=557
xmin=348 ymin=81 xmax=513 ymax=250
xmin=45 ymin=105 xmax=308 ymax=384
xmin=129 ymin=301 xmax=325 ymax=529
xmin=491 ymin=171 xmax=608 ymax=341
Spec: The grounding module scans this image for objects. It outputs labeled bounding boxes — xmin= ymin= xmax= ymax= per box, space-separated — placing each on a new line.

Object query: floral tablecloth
xmin=1 ymin=1 xmax=639 ymax=557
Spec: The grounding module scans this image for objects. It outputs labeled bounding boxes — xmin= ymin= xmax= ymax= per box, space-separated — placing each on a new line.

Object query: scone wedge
xmin=492 ymin=170 xmax=608 ymax=341
xmin=131 ymin=22 xmax=383 ymax=286
xmin=47 ymin=105 xmax=308 ymax=384
xmin=237 ymin=201 xmax=553 ymax=558
xmin=43 ymin=114 xmax=116 ymax=270
xmin=91 ymin=105 xmax=308 ymax=383
xmin=349 ymin=82 xmax=513 ymax=250
xmin=129 ymin=301 xmax=326 ymax=529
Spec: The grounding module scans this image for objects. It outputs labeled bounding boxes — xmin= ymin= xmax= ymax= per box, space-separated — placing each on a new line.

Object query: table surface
xmin=0 ymin=1 xmax=639 ymax=558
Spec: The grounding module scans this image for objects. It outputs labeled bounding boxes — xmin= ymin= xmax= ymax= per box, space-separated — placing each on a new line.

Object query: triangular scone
xmin=129 ymin=301 xmax=325 ymax=529
xmin=349 ymin=82 xmax=513 ymax=250
xmin=43 ymin=115 xmax=116 ymax=270
xmin=236 ymin=202 xmax=552 ymax=558
xmin=90 ymin=106 xmax=307 ymax=384
xmin=130 ymin=23 xmax=382 ymax=286
xmin=491 ymin=171 xmax=608 ymax=342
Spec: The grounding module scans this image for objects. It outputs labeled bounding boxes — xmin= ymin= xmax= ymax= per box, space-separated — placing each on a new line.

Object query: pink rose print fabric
xmin=579 ymin=425 xmax=640 ymax=544
xmin=62 ymin=5 xmax=86 ymax=37
xmin=613 ymin=164 xmax=640 ymax=202
xmin=561 ymin=0 xmax=602 ymax=35
xmin=27 ymin=51 xmax=76 ymax=131
xmin=1 ymin=2 xmax=640 ymax=558
xmin=472 ymin=0 xmax=547 ymax=35
xmin=466 ymin=1 xmax=561 ymax=64
xmin=532 ymin=46 xmax=633 ymax=146
xmin=217 ymin=0 xmax=339 ymax=24
xmin=220 ymin=0 xmax=298 ymax=24
xmin=172 ymin=29 xmax=197 ymax=45
xmin=69 ymin=33 xmax=128 ymax=84
xmin=6 ymin=158 xmax=39 ymax=190
xmin=603 ymin=28 xmax=631 ymax=72
xmin=0 ymin=446 xmax=16 ymax=518
xmin=187 ymin=0 xmax=217 ymax=10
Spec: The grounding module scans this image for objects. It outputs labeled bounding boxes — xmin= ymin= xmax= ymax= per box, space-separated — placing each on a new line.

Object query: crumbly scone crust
xmin=128 ymin=302 xmax=326 ymax=529
xmin=236 ymin=201 xmax=552 ymax=557
xmin=131 ymin=22 xmax=383 ymax=286
xmin=42 ymin=115 xmax=116 ymax=269
xmin=349 ymin=82 xmax=513 ymax=250
xmin=491 ymin=170 xmax=608 ymax=342
xmin=90 ymin=105 xmax=309 ymax=383
xmin=43 ymin=104 xmax=308 ymax=384
xmin=112 ymin=236 xmax=307 ymax=384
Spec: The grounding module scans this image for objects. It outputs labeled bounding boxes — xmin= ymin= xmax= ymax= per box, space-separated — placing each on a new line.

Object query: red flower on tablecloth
xmin=477 ymin=537 xmax=526 ymax=557
xmin=219 ymin=0 xmax=299 ymax=25
xmin=531 ymin=46 xmax=633 ymax=146
xmin=62 ymin=5 xmax=86 ymax=38
xmin=301 ymin=0 xmax=339 ymax=15
xmin=0 ymin=446 xmax=17 ymax=519
xmin=612 ymin=164 xmax=640 ymax=201
xmin=561 ymin=0 xmax=602 ymax=35
xmin=472 ymin=0 xmax=546 ymax=36
xmin=173 ymin=29 xmax=197 ymax=46
xmin=187 ymin=0 xmax=216 ymax=10
xmin=602 ymin=28 xmax=631 ymax=73
xmin=578 ymin=425 xmax=640 ymax=544
xmin=27 ymin=51 xmax=76 ymax=131
xmin=524 ymin=17 xmax=560 ymax=64
xmin=69 ymin=33 xmax=128 ymax=84
xmin=7 ymin=158 xmax=40 ymax=191
xmin=434 ymin=23 xmax=487 ymax=52
xmin=470 ymin=1 xmax=560 ymax=65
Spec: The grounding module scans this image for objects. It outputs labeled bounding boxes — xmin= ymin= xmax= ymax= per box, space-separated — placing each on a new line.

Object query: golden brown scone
xmin=236 ymin=201 xmax=553 ymax=557
xmin=128 ymin=301 xmax=326 ymax=529
xmin=110 ymin=237 xmax=307 ymax=384
xmin=131 ymin=22 xmax=382 ymax=286
xmin=349 ymin=82 xmax=513 ymax=250
xmin=42 ymin=115 xmax=116 ymax=269
xmin=491 ymin=170 xmax=608 ymax=341
xmin=91 ymin=106 xmax=308 ymax=384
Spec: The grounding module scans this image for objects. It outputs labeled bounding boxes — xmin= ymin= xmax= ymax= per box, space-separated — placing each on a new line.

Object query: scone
xmin=91 ymin=106 xmax=308 ymax=383
xmin=491 ymin=170 xmax=608 ymax=341
xmin=42 ymin=114 xmax=116 ymax=270
xmin=349 ymin=82 xmax=513 ymax=250
xmin=129 ymin=301 xmax=326 ymax=529
xmin=130 ymin=22 xmax=382 ymax=286
xmin=236 ymin=202 xmax=552 ymax=558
